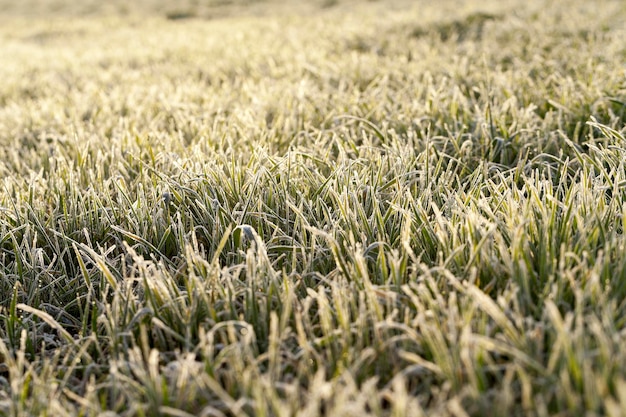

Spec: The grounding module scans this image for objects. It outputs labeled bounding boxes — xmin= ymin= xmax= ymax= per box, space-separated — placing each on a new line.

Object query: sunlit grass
xmin=0 ymin=0 xmax=625 ymax=415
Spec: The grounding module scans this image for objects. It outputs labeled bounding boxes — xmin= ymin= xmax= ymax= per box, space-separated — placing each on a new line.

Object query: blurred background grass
xmin=0 ymin=0 xmax=418 ymax=19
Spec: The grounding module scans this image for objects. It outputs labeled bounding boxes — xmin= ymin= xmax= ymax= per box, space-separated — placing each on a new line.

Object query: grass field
xmin=0 ymin=0 xmax=625 ymax=415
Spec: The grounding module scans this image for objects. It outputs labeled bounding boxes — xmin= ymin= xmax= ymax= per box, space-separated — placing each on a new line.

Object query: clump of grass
xmin=0 ymin=0 xmax=625 ymax=415
xmin=164 ymin=9 xmax=197 ymax=20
